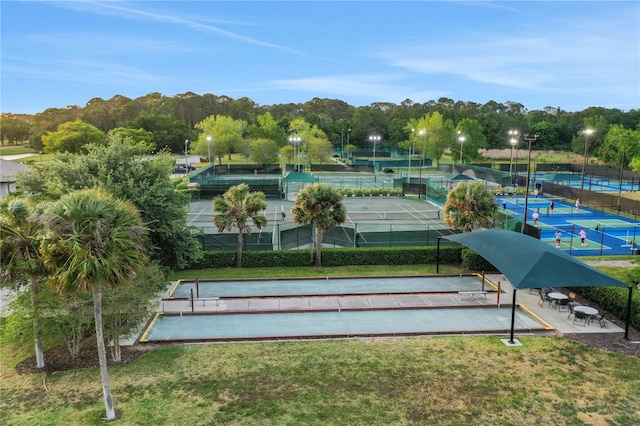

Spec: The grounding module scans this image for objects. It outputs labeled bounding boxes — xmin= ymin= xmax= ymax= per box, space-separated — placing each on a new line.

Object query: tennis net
xmin=346 ymin=210 xmax=441 ymax=221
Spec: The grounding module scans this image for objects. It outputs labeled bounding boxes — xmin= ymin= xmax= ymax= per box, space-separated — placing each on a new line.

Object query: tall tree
xmin=456 ymin=118 xmax=485 ymax=162
xmin=213 ymin=184 xmax=268 ymax=268
xmin=0 ymin=198 xmax=48 ymax=368
xmin=443 ymin=182 xmax=497 ymax=232
xmin=0 ymin=116 xmax=32 ymax=145
xmin=38 ymin=188 xmax=148 ymax=421
xmin=17 ymin=134 xmax=202 ymax=270
xmin=290 ymin=183 xmax=346 ymax=267
xmin=42 ymin=119 xmax=106 ymax=154
xmin=195 ymin=115 xmax=247 ymax=164
xmin=249 ymin=138 xmax=279 ymax=165
xmin=248 ymin=112 xmax=287 ymax=146
xmin=599 ymin=125 xmax=640 ymax=168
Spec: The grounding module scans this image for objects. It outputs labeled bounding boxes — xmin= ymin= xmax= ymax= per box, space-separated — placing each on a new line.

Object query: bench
xmin=458 ymin=290 xmax=488 ymax=301
xmin=192 ymin=296 xmax=220 ymax=307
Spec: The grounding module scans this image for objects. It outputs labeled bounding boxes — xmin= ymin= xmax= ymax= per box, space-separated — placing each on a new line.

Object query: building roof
xmin=0 ymin=159 xmax=28 ymax=183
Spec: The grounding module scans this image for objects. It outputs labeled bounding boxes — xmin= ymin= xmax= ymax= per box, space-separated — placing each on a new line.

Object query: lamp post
xmin=206 ymin=136 xmax=212 ymax=164
xmin=408 ymin=129 xmax=416 ymax=182
xmin=521 ymin=132 xmax=540 ymax=234
xmin=580 ymin=129 xmax=594 ymax=191
xmin=458 ymin=131 xmax=466 ymax=163
xmin=417 ymin=129 xmax=426 ymax=196
xmin=617 ymin=131 xmax=630 ymax=211
xmin=341 ymin=128 xmax=344 ymax=158
xmin=369 ymin=135 xmax=381 ymax=175
xmin=508 ymin=130 xmax=520 ymax=186
xmin=288 ymin=136 xmax=301 ymax=172
xmin=184 ymin=139 xmax=189 ymax=168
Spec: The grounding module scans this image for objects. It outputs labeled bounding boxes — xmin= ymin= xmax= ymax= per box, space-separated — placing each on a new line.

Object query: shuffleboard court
xmin=140 ymin=275 xmax=549 ymax=343
xmin=167 ymin=275 xmax=489 ymax=299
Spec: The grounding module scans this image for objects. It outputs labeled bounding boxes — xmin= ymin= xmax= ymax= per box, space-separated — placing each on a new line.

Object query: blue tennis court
xmin=496 ymin=195 xmax=640 ymax=256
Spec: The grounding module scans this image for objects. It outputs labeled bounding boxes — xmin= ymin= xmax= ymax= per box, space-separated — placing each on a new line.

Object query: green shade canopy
xmin=282 ymin=172 xmax=318 ymax=184
xmin=439 ymin=228 xmax=632 ymax=342
xmin=445 ymin=173 xmax=475 ymax=181
xmin=442 ymin=229 xmax=627 ymax=290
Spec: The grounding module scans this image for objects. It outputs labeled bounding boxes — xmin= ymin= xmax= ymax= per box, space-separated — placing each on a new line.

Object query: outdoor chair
xmin=557 ymin=298 xmax=569 ymax=312
xmin=573 ymin=310 xmax=589 ymax=327
xmin=591 ymin=311 xmax=607 ymax=328
xmin=567 ymin=301 xmax=582 ymax=320
xmin=538 ymin=289 xmax=553 ymax=307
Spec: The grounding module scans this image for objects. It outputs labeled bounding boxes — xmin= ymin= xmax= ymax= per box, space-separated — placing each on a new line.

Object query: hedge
xmin=192 ymin=246 xmax=464 ymax=269
xmin=573 ymin=266 xmax=640 ymax=331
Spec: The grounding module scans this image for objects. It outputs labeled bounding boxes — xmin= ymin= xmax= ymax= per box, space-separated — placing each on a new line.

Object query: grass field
xmin=2 ymin=336 xmax=639 ymax=425
xmin=0 ymin=145 xmax=36 ymax=155
xmin=2 ymin=261 xmax=640 ymax=425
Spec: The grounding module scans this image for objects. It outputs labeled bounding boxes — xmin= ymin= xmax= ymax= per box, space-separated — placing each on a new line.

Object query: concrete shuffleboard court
xmin=140 ymin=275 xmax=551 ymax=343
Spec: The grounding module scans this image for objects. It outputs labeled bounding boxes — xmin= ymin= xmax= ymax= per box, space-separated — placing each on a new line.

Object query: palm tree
xmin=213 ymin=183 xmax=267 ymax=268
xmin=443 ymin=181 xmax=497 ymax=232
xmin=38 ymin=188 xmax=147 ymax=421
xmin=291 ymin=183 xmax=346 ymax=266
xmin=0 ymin=198 xmax=48 ymax=368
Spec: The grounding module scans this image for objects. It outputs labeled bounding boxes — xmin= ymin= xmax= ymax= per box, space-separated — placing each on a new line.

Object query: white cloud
xmin=56 ymin=1 xmax=308 ymax=56
xmin=374 ymin=10 xmax=638 ymax=100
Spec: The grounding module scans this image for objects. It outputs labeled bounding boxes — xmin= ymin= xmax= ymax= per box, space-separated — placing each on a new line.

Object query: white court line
xmin=187 ymin=205 xmax=212 ymax=226
xmin=398 ymin=204 xmax=441 ymax=225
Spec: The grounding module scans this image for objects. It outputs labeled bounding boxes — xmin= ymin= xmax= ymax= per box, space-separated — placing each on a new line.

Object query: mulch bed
xmin=16 ymin=343 xmax=164 ymax=375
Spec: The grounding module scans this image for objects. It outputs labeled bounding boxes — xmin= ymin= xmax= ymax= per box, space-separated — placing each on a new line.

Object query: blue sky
xmin=2 ymin=1 xmax=639 ymax=115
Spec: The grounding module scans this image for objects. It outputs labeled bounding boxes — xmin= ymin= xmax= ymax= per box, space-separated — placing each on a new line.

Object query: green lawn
xmin=3 ymin=262 xmax=640 ymax=425
xmin=0 ymin=145 xmax=36 ymax=155
xmin=2 ymin=336 xmax=639 ymax=425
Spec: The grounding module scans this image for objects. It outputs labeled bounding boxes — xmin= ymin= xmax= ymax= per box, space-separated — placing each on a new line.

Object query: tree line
xmin=2 ymin=92 xmax=639 ymax=167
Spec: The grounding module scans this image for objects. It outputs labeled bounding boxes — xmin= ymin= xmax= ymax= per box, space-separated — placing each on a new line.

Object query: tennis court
xmin=188 ymin=197 xmax=447 ymax=233
xmin=533 ymin=173 xmax=640 ymax=193
xmin=497 ymin=195 xmax=640 ymax=255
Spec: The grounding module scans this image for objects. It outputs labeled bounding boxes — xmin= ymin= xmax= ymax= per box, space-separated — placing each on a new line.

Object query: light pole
xmin=369 ymin=135 xmax=381 ymax=175
xmin=458 ymin=131 xmax=466 ymax=163
xmin=341 ymin=128 xmax=344 ymax=158
xmin=508 ymin=130 xmax=520 ymax=186
xmin=408 ymin=129 xmax=416 ymax=182
xmin=417 ymin=129 xmax=426 ymax=196
xmin=580 ymin=129 xmax=594 ymax=191
xmin=184 ymin=139 xmax=189 ymax=168
xmin=288 ymin=136 xmax=301 ymax=172
xmin=206 ymin=136 xmax=212 ymax=164
xmin=521 ymin=132 xmax=540 ymax=233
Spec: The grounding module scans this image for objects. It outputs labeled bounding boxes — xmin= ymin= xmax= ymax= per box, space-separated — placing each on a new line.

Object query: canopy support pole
xmin=624 ymin=286 xmax=633 ymax=340
xmin=436 ymin=237 xmax=441 ymax=274
xmin=509 ymin=289 xmax=517 ymax=344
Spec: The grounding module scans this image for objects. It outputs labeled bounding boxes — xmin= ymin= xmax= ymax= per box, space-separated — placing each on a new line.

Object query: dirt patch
xmin=16 ymin=342 xmax=165 ymax=375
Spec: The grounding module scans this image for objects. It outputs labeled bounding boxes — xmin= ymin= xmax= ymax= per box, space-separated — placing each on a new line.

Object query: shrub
xmin=344 ymin=188 xmax=353 ymax=197
xmin=194 ymin=246 xmax=464 ymax=269
xmin=354 ymin=189 xmax=363 ymax=197
xmin=370 ymin=188 xmax=381 ymax=196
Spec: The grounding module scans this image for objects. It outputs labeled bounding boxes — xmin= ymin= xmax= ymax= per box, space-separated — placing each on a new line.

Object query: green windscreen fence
xmin=196 ymin=233 xmax=273 ymax=251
